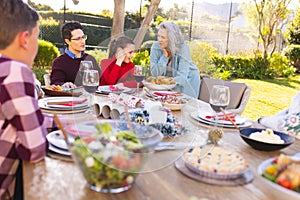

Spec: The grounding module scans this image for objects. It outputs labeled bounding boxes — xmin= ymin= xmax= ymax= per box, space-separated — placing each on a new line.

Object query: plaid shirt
xmin=0 ymin=56 xmax=48 ymax=199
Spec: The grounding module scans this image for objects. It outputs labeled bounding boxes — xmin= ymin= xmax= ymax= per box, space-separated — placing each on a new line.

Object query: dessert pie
xmin=183 ymin=145 xmax=248 ymax=179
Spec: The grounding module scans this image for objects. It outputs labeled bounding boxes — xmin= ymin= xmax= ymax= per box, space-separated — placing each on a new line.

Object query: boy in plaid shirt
xmin=0 ymin=0 xmax=48 ymax=199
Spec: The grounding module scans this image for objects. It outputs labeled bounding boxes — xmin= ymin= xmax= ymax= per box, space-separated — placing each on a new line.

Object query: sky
xmin=28 ymin=0 xmax=246 ymax=14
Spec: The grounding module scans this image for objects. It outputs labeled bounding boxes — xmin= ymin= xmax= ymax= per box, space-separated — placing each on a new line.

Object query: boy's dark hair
xmin=61 ymin=21 xmax=83 ymax=41
xmin=0 ymin=0 xmax=39 ymax=49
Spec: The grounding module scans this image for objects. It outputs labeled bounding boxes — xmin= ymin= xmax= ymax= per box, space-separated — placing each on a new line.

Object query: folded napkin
xmin=205 ymin=112 xmax=236 ymax=122
xmin=108 ymin=93 xmax=145 ymax=108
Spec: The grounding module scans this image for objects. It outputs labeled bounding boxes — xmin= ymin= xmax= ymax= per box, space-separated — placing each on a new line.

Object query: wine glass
xmin=82 ymin=69 xmax=99 ymax=114
xmin=209 ymin=85 xmax=230 ymax=114
xmin=79 ymin=61 xmax=93 ymax=80
xmin=134 ymin=65 xmax=146 ymax=97
xmin=208 ymin=85 xmax=230 ymax=144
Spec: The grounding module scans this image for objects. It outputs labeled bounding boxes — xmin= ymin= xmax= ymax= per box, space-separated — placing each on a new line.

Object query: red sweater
xmin=100 ymin=57 xmax=137 ymax=88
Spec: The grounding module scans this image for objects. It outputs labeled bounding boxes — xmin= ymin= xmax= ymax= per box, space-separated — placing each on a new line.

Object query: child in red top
xmin=100 ymin=36 xmax=138 ymax=88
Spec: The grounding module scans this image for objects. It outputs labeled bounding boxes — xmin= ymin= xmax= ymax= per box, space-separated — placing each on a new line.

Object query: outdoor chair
xmin=198 ymin=77 xmax=251 ymax=115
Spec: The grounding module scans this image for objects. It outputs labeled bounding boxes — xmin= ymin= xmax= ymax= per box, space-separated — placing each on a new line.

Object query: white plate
xmin=143 ymin=81 xmax=176 ymax=91
xmin=258 ymin=153 xmax=300 ymax=198
xmin=190 ymin=111 xmax=252 ymax=128
xmin=39 ymin=97 xmax=88 ymax=111
xmin=48 ymin=143 xmax=71 ymax=156
xmin=198 ymin=110 xmax=246 ymax=125
xmin=46 ymin=130 xmax=68 ymax=150
xmin=151 ymin=90 xmax=182 ymax=97
xmin=96 ymin=85 xmax=131 ymax=94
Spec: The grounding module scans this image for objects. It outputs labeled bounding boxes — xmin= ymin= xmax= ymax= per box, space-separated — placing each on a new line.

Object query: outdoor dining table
xmin=23 ymin=95 xmax=300 ymax=200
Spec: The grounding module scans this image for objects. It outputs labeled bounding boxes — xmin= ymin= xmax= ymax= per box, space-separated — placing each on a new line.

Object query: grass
xmin=234 ymin=75 xmax=300 ymax=122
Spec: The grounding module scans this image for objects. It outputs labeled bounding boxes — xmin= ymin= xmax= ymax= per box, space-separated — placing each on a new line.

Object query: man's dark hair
xmin=61 ymin=21 xmax=83 ymax=41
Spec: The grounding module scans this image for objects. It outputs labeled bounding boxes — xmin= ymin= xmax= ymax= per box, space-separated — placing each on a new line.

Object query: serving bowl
xmin=65 ymin=120 xmax=163 ymax=193
xmin=239 ymin=128 xmax=294 ymax=151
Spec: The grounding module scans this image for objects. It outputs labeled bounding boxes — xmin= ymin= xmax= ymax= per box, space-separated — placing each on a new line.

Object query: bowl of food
xmin=65 ymin=120 xmax=163 ymax=193
xmin=239 ymin=128 xmax=294 ymax=151
xmin=157 ymin=95 xmax=188 ymax=111
xmin=258 ymin=153 xmax=300 ymax=198
xmin=143 ymin=76 xmax=176 ymax=90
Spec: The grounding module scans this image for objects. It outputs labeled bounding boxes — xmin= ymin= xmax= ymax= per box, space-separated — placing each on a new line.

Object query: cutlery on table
xmin=154 ymin=142 xmax=204 ymax=151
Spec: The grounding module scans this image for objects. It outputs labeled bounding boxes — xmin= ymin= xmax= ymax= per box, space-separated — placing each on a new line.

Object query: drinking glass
xmin=133 ymin=65 xmax=146 ymax=97
xmin=82 ymin=69 xmax=99 ymax=114
xmin=209 ymin=85 xmax=230 ymax=114
xmin=208 ymin=85 xmax=230 ymax=144
xmin=79 ymin=61 xmax=93 ymax=79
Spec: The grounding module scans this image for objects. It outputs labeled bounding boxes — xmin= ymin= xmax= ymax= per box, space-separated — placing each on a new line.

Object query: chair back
xmin=198 ymin=77 xmax=251 ymax=115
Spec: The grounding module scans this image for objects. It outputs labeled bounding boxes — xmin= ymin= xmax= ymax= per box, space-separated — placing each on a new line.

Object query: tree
xmin=285 ymin=8 xmax=300 ymax=45
xmin=109 ymin=0 xmax=161 ymax=57
xmin=28 ymin=0 xmax=53 ymax=11
xmin=240 ymin=0 xmax=291 ymax=60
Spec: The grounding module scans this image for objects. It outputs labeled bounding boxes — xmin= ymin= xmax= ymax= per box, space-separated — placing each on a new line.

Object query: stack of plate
xmin=190 ymin=110 xmax=252 ymax=128
xmin=46 ymin=130 xmax=70 ymax=156
xmin=39 ymin=97 xmax=89 ymax=113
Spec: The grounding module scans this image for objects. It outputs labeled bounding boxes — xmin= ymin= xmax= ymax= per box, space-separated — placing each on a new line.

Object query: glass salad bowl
xmin=65 ymin=120 xmax=163 ymax=193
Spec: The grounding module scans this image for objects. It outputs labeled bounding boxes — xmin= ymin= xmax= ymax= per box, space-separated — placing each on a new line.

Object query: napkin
xmin=205 ymin=112 xmax=236 ymax=122
xmin=108 ymin=93 xmax=145 ymax=108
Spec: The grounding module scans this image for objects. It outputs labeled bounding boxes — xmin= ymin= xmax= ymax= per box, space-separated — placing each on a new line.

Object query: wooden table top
xmin=24 ymin=98 xmax=300 ymax=200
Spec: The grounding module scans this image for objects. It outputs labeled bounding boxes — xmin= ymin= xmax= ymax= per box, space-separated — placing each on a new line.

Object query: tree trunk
xmin=109 ymin=0 xmax=126 ymax=57
xmin=134 ymin=0 xmax=161 ymax=49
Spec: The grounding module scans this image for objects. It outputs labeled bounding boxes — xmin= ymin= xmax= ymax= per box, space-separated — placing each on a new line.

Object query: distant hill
xmin=190 ymin=2 xmax=247 ymax=30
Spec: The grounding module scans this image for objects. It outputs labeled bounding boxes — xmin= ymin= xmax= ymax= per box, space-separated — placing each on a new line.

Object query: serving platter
xmin=42 ymin=86 xmax=82 ymax=97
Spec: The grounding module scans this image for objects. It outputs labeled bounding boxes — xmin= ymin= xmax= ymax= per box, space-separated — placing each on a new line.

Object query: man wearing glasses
xmin=50 ymin=21 xmax=101 ymax=89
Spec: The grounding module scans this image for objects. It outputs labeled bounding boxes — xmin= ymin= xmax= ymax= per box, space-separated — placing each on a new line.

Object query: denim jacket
xmin=150 ymin=41 xmax=200 ymax=98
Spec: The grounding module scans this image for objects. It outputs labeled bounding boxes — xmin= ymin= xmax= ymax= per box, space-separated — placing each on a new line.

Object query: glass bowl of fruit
xmin=65 ymin=120 xmax=163 ymax=193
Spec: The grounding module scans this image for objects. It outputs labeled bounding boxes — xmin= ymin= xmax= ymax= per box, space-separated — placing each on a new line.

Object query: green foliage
xmin=283 ymin=44 xmax=300 ymax=71
xmin=188 ymin=41 xmax=219 ymax=76
xmin=269 ymin=52 xmax=295 ymax=78
xmin=32 ymin=68 xmax=48 ymax=86
xmin=285 ymin=8 xmax=300 ymax=45
xmin=34 ymin=40 xmax=60 ymax=70
xmin=210 ymin=52 xmax=295 ymax=80
xmin=132 ymin=50 xmax=151 ymax=77
xmin=85 ymin=49 xmax=108 ymax=64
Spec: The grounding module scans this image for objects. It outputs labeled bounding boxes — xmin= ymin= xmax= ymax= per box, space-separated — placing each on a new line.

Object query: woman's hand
xmin=116 ymin=48 xmax=125 ymax=66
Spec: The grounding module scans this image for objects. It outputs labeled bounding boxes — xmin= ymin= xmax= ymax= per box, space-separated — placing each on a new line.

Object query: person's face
xmin=157 ymin=28 xmax=169 ymax=49
xmin=65 ymin=29 xmax=86 ymax=54
xmin=26 ymin=24 xmax=39 ymax=67
xmin=123 ymin=43 xmax=135 ymax=63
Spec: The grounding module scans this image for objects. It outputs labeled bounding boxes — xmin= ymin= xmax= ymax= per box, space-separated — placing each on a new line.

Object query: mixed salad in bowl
xmin=66 ymin=120 xmax=163 ymax=193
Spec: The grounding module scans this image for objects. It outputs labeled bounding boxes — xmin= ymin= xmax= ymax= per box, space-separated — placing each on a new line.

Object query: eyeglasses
xmin=70 ymin=35 xmax=87 ymax=41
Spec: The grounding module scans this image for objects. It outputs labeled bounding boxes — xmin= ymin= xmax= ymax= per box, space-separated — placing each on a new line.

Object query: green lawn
xmin=235 ymin=75 xmax=300 ymax=122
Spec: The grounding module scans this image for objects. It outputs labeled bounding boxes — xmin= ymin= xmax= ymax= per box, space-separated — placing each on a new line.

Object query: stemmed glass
xmin=82 ymin=69 xmax=99 ymax=114
xmin=79 ymin=61 xmax=93 ymax=80
xmin=209 ymin=85 xmax=230 ymax=114
xmin=133 ymin=65 xmax=146 ymax=97
xmin=208 ymin=85 xmax=230 ymax=144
